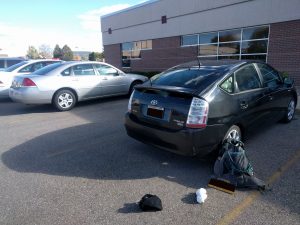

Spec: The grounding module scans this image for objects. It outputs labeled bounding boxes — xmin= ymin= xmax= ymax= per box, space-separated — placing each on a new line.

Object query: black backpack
xmin=214 ymin=139 xmax=266 ymax=190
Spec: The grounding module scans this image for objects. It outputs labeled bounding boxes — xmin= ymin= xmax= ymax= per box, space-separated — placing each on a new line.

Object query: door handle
xmin=102 ymin=78 xmax=108 ymax=80
xmin=268 ymin=95 xmax=273 ymax=101
xmin=240 ymin=101 xmax=248 ymax=109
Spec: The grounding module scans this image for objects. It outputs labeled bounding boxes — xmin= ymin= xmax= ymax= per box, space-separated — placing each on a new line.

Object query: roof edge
xmin=101 ymin=0 xmax=160 ymax=19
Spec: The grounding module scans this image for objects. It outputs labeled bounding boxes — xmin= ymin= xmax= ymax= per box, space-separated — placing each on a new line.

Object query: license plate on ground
xmin=147 ymin=105 xmax=164 ymax=119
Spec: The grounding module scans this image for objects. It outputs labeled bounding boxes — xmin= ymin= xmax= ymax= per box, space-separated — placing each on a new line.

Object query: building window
xmin=181 ymin=25 xmax=269 ymax=62
xmin=121 ymin=40 xmax=152 ymax=67
xmin=181 ymin=34 xmax=198 ymax=46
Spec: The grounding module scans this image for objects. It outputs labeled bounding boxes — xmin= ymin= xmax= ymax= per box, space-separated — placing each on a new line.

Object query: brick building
xmin=101 ymin=0 xmax=300 ymax=85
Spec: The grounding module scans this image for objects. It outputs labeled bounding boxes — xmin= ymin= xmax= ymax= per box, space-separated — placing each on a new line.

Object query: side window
xmin=42 ymin=61 xmax=56 ymax=67
xmin=73 ymin=64 xmax=96 ymax=76
xmin=18 ymin=64 xmax=33 ymax=73
xmin=235 ymin=64 xmax=261 ymax=92
xmin=95 ymin=64 xmax=119 ymax=76
xmin=32 ymin=62 xmax=44 ymax=71
xmin=220 ymin=76 xmax=234 ymax=93
xmin=256 ymin=63 xmax=281 ymax=88
xmin=61 ymin=67 xmax=71 ymax=76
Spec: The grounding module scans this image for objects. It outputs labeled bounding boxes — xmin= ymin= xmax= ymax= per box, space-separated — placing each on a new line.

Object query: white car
xmin=0 ymin=59 xmax=61 ymax=98
xmin=9 ymin=61 xmax=148 ymax=111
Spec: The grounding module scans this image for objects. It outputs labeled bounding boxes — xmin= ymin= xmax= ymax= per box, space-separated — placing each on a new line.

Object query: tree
xmin=53 ymin=44 xmax=63 ymax=59
xmin=88 ymin=52 xmax=104 ymax=61
xmin=61 ymin=45 xmax=73 ymax=61
xmin=39 ymin=44 xmax=53 ymax=59
xmin=26 ymin=46 xmax=39 ymax=59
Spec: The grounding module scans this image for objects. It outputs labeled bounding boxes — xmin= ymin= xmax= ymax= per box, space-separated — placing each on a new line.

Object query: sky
xmin=0 ymin=0 xmax=143 ymax=57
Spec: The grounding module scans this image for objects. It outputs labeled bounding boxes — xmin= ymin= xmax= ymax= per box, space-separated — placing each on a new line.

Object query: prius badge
xmin=150 ymin=100 xmax=158 ymax=106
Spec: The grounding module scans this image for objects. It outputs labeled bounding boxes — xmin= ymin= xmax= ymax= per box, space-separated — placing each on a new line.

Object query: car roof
xmin=169 ymin=60 xmax=251 ymax=70
xmin=25 ymin=59 xmax=61 ymax=63
xmin=59 ymin=61 xmax=104 ymax=66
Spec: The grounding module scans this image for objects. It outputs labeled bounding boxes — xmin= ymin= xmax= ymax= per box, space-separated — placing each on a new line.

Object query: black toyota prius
xmin=124 ymin=60 xmax=297 ymax=157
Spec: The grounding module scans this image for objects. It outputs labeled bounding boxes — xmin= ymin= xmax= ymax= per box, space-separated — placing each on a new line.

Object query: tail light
xmin=22 ymin=78 xmax=36 ymax=87
xmin=186 ymin=97 xmax=209 ymax=128
xmin=0 ymin=80 xmax=3 ymax=85
xmin=128 ymin=90 xmax=135 ymax=112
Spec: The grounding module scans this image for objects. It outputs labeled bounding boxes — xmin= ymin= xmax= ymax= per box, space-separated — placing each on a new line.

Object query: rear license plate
xmin=147 ymin=105 xmax=164 ymax=119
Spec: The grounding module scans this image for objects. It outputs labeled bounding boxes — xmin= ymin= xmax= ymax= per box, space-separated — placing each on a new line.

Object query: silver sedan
xmin=9 ymin=61 xmax=148 ymax=111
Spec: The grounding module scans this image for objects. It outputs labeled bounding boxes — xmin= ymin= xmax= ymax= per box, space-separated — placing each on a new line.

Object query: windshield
xmin=5 ymin=61 xmax=28 ymax=72
xmin=151 ymin=68 xmax=221 ymax=90
xmin=32 ymin=62 xmax=63 ymax=75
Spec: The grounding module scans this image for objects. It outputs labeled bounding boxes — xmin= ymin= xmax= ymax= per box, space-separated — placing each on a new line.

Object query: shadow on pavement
xmin=1 ymin=122 xmax=212 ymax=189
xmin=117 ymin=203 xmax=143 ymax=214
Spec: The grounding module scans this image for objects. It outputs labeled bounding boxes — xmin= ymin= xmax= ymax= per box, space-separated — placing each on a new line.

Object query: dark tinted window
xmin=242 ymin=26 xmax=269 ymax=40
xmin=199 ymin=32 xmax=218 ymax=44
xmin=33 ymin=63 xmax=63 ymax=75
xmin=235 ymin=64 xmax=261 ymax=92
xmin=7 ymin=59 xmax=22 ymax=67
xmin=256 ymin=63 xmax=281 ymax=88
xmin=152 ymin=68 xmax=221 ymax=89
xmin=219 ymin=29 xmax=241 ymax=42
xmin=5 ymin=61 xmax=28 ymax=72
xmin=241 ymin=40 xmax=268 ymax=54
xmin=181 ymin=35 xmax=198 ymax=46
xmin=0 ymin=60 xmax=4 ymax=68
xmin=73 ymin=64 xmax=96 ymax=76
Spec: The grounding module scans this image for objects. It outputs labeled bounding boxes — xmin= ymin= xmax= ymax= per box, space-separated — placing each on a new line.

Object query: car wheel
xmin=224 ymin=125 xmax=242 ymax=142
xmin=129 ymin=81 xmax=142 ymax=95
xmin=282 ymin=98 xmax=296 ymax=123
xmin=53 ymin=89 xmax=76 ymax=111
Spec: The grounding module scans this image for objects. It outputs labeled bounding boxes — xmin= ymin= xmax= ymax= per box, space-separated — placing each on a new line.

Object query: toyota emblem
xmin=150 ymin=100 xmax=158 ymax=106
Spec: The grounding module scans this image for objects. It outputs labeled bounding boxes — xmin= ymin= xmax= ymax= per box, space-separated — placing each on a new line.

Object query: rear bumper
xmin=124 ymin=113 xmax=228 ymax=156
xmin=9 ymin=88 xmax=52 ymax=104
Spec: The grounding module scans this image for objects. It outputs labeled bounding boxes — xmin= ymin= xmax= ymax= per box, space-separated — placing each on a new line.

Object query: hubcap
xmin=227 ymin=129 xmax=241 ymax=141
xmin=58 ymin=93 xmax=73 ymax=109
xmin=287 ymin=100 xmax=295 ymax=120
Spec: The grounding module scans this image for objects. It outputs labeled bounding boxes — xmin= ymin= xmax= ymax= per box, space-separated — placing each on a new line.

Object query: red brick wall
xmin=104 ymin=37 xmax=198 ymax=73
xmin=268 ymin=20 xmax=300 ymax=85
xmin=131 ymin=36 xmax=197 ymax=72
xmin=103 ymin=44 xmax=122 ymax=69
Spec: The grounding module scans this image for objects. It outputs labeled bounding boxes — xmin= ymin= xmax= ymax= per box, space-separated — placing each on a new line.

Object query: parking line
xmin=216 ymin=149 xmax=300 ymax=225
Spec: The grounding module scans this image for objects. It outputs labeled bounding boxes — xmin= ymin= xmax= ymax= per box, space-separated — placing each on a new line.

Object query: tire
xmin=128 ymin=81 xmax=142 ymax=95
xmin=223 ymin=125 xmax=242 ymax=142
xmin=53 ymin=89 xmax=76 ymax=111
xmin=282 ymin=98 xmax=296 ymax=123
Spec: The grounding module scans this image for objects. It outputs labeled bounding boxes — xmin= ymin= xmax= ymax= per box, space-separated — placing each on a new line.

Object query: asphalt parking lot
xmin=0 ymin=97 xmax=299 ymax=225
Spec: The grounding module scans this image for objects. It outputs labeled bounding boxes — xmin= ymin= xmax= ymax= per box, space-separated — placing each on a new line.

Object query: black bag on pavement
xmin=138 ymin=194 xmax=163 ymax=211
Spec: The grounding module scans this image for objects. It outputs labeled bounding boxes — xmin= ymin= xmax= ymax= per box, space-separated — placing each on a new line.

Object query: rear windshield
xmin=32 ymin=62 xmax=63 ymax=75
xmin=5 ymin=61 xmax=28 ymax=72
xmin=151 ymin=68 xmax=221 ymax=90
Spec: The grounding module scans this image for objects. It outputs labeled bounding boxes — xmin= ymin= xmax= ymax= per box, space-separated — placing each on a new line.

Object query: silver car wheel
xmin=287 ymin=99 xmax=295 ymax=121
xmin=227 ymin=129 xmax=241 ymax=141
xmin=58 ymin=93 xmax=73 ymax=109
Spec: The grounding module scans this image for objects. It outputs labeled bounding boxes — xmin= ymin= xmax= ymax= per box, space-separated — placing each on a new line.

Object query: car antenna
xmin=197 ymin=56 xmax=202 ymax=69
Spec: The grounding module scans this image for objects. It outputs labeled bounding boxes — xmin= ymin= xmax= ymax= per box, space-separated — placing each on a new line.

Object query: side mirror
xmin=283 ymin=77 xmax=294 ymax=87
